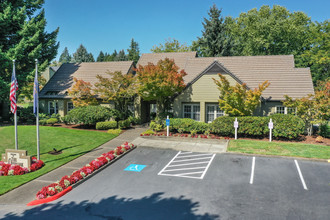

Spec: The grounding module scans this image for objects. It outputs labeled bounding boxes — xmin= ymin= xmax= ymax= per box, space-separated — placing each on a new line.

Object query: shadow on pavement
xmin=3 ymin=192 xmax=219 ymax=220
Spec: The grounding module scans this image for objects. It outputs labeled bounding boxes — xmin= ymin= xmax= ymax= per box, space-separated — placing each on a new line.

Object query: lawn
xmin=228 ymin=139 xmax=330 ymax=159
xmin=0 ymin=126 xmax=117 ymax=195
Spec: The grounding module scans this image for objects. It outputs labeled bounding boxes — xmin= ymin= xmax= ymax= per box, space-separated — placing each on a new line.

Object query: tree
xmin=151 ymin=38 xmax=190 ymax=53
xmin=72 ymin=44 xmax=94 ymax=62
xmin=192 ymin=4 xmax=234 ymax=57
xmin=115 ymin=49 xmax=127 ymax=61
xmin=0 ymin=0 xmax=59 ymax=103
xmin=59 ymin=47 xmax=71 ymax=63
xmin=68 ymin=77 xmax=98 ymax=107
xmin=213 ymin=74 xmax=270 ymax=116
xmin=94 ymin=71 xmax=137 ymax=119
xmin=97 ymin=51 xmax=105 ymax=62
xmin=127 ymin=38 xmax=140 ymax=63
xmin=136 ymin=58 xmax=187 ymax=117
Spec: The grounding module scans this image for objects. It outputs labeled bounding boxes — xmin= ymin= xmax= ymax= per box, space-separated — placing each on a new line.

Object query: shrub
xmin=210 ymin=117 xmax=236 ymax=136
xmin=127 ymin=116 xmax=141 ymax=125
xmin=118 ymin=119 xmax=131 ymax=129
xmin=51 ymin=113 xmax=61 ymax=121
xmin=14 ymin=106 xmax=35 ymax=124
xmin=47 ymin=118 xmax=58 ymax=126
xmin=319 ymin=123 xmax=330 ymax=138
xmin=107 ymin=129 xmax=122 ymax=135
xmin=150 ymin=121 xmax=163 ymax=132
xmin=39 ymin=113 xmax=49 ymax=120
xmin=39 ymin=119 xmax=48 ymax=126
xmin=64 ymin=105 xmax=116 ymax=126
xmin=189 ymin=121 xmax=209 ymax=134
xmin=270 ymin=114 xmax=305 ymax=139
xmin=96 ymin=121 xmax=117 ymax=130
xmin=169 ymin=118 xmax=196 ymax=133
xmin=141 ymin=129 xmax=155 ymax=135
xmin=237 ymin=116 xmax=269 ymax=137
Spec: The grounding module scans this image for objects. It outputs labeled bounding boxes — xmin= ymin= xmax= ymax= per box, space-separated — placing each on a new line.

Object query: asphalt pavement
xmin=1 ymin=146 xmax=329 ymax=220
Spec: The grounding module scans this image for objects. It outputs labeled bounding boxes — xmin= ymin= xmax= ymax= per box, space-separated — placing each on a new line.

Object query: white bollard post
xmin=166 ymin=116 xmax=170 ymax=137
xmin=234 ymin=118 xmax=238 ymax=140
xmin=269 ymin=119 xmax=273 ymax=142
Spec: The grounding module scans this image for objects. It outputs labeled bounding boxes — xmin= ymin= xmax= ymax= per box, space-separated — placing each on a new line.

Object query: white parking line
xmin=294 ymin=160 xmax=308 ymax=190
xmin=167 ymin=161 xmax=210 ymax=167
xmin=176 ymin=153 xmax=213 ymax=159
xmin=250 ymin=157 xmax=255 ymax=184
xmin=172 ymin=156 xmax=213 ymax=163
xmin=157 ymin=151 xmax=181 ymax=175
xmin=179 ymin=151 xmax=193 ymax=155
xmin=200 ymin=154 xmax=216 ymax=179
xmin=164 ymin=166 xmax=207 ymax=172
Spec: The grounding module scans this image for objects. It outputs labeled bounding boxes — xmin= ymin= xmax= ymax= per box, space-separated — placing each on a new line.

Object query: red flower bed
xmin=35 ymin=142 xmax=135 ymax=200
xmin=0 ymin=157 xmax=44 ymax=176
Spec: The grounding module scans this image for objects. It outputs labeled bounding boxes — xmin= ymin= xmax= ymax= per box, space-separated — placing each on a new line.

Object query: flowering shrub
xmin=0 ymin=157 xmax=44 ymax=176
xmin=35 ymin=142 xmax=135 ymax=200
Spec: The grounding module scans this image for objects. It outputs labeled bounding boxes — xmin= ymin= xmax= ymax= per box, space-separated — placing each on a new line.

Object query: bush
xmin=270 ymin=114 xmax=305 ymax=139
xmin=141 ymin=129 xmax=155 ymax=135
xmin=118 ymin=119 xmax=131 ymax=129
xmin=13 ymin=106 xmax=35 ymax=124
xmin=39 ymin=113 xmax=49 ymax=120
xmin=64 ymin=105 xmax=117 ymax=126
xmin=189 ymin=121 xmax=209 ymax=134
xmin=128 ymin=116 xmax=141 ymax=125
xmin=169 ymin=118 xmax=196 ymax=133
xmin=107 ymin=129 xmax=122 ymax=135
xmin=96 ymin=121 xmax=117 ymax=130
xmin=39 ymin=119 xmax=48 ymax=126
xmin=319 ymin=123 xmax=330 ymax=138
xmin=46 ymin=118 xmax=58 ymax=126
xmin=150 ymin=121 xmax=163 ymax=132
xmin=237 ymin=116 xmax=269 ymax=137
xmin=210 ymin=117 xmax=236 ymax=136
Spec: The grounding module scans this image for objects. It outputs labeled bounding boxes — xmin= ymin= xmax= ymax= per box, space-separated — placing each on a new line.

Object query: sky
xmin=43 ymin=0 xmax=330 ymax=61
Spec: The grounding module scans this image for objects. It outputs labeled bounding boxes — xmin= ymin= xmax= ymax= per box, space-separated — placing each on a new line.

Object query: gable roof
xmin=40 ymin=61 xmax=134 ymax=98
xmin=182 ymin=55 xmax=314 ymax=100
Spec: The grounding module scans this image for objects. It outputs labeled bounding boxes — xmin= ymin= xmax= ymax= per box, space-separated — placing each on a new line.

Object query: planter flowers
xmin=35 ymin=142 xmax=135 ymax=200
xmin=0 ymin=157 xmax=44 ymax=176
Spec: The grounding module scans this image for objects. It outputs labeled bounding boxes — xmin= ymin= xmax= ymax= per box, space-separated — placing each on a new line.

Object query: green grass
xmin=0 ymin=126 xmax=118 ymax=195
xmin=228 ymin=139 xmax=330 ymax=159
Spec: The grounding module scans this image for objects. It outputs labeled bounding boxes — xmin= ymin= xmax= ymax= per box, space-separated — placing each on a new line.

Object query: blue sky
xmin=43 ymin=0 xmax=330 ymax=60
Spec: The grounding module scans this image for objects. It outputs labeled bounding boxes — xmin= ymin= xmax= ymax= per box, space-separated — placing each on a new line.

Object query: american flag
xmin=10 ymin=61 xmax=18 ymax=114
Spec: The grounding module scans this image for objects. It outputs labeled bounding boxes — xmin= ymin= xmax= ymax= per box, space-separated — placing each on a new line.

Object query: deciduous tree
xmin=68 ymin=78 xmax=97 ymax=107
xmin=213 ymin=74 xmax=270 ymax=116
xmin=94 ymin=71 xmax=137 ymax=119
xmin=151 ymin=38 xmax=190 ymax=53
xmin=136 ymin=58 xmax=187 ymax=117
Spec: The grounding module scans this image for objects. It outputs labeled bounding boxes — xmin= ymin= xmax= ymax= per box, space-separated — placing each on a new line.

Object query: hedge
xmin=96 ymin=121 xmax=117 ymax=130
xmin=270 ymin=114 xmax=305 ymax=139
xmin=319 ymin=123 xmax=330 ymax=138
xmin=118 ymin=119 xmax=131 ymax=129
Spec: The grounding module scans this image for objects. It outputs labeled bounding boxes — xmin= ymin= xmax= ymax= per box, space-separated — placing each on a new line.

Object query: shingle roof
xmin=183 ymin=55 xmax=314 ymax=100
xmin=40 ymin=61 xmax=134 ymax=98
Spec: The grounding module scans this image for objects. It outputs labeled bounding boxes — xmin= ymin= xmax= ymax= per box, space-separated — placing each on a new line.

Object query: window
xmin=183 ymin=104 xmax=200 ymax=121
xmin=67 ymin=102 xmax=74 ymax=112
xmin=206 ymin=104 xmax=224 ymax=123
xmin=276 ymin=106 xmax=296 ymax=115
xmin=48 ymin=101 xmax=58 ymax=115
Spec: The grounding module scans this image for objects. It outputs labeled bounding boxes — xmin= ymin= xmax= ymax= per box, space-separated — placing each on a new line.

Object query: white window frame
xmin=48 ymin=101 xmax=58 ymax=115
xmin=183 ymin=104 xmax=200 ymax=121
xmin=206 ymin=104 xmax=224 ymax=123
xmin=276 ymin=106 xmax=296 ymax=115
xmin=67 ymin=102 xmax=74 ymax=112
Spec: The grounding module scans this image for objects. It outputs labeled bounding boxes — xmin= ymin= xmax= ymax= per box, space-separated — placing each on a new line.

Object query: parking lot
xmin=1 ymin=146 xmax=329 ymax=220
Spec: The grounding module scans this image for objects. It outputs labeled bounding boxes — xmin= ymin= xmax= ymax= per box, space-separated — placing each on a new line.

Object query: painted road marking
xmin=250 ymin=157 xmax=256 ymax=184
xmin=294 ymin=160 xmax=308 ymax=190
xmin=124 ymin=164 xmax=146 ymax=172
xmin=158 ymin=151 xmax=215 ymax=179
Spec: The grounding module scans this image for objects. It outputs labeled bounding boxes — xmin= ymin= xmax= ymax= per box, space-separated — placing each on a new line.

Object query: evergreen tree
xmin=59 ymin=47 xmax=71 ymax=63
xmin=97 ymin=51 xmax=105 ymax=62
xmin=127 ymin=38 xmax=140 ymax=63
xmin=0 ymin=0 xmax=59 ymax=103
xmin=151 ymin=38 xmax=190 ymax=53
xmin=193 ymin=4 xmax=233 ymax=57
xmin=73 ymin=44 xmax=94 ymax=62
xmin=115 ymin=49 xmax=127 ymax=61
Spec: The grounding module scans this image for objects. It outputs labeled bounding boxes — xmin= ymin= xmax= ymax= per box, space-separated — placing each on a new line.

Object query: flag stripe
xmin=10 ymin=64 xmax=18 ymax=114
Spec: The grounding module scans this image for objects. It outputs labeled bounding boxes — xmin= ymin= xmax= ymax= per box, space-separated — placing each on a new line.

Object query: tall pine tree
xmin=0 ymin=0 xmax=59 ymax=105
xmin=97 ymin=51 xmax=105 ymax=62
xmin=73 ymin=44 xmax=94 ymax=62
xmin=59 ymin=47 xmax=72 ymax=63
xmin=193 ymin=4 xmax=233 ymax=57
xmin=127 ymin=38 xmax=140 ymax=63
xmin=115 ymin=49 xmax=127 ymax=61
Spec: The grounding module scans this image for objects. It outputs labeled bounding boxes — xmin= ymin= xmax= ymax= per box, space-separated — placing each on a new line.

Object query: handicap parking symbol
xmin=124 ymin=164 xmax=146 ymax=172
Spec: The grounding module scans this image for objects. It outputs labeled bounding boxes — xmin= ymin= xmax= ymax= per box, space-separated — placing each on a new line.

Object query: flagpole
xmin=35 ymin=59 xmax=40 ymax=160
xmin=13 ymin=60 xmax=18 ymax=150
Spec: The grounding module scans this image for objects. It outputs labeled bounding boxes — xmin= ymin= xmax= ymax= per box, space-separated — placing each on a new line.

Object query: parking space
xmin=1 ymin=147 xmax=329 ymax=220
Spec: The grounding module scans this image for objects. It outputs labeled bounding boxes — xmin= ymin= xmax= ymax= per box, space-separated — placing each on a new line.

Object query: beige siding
xmin=256 ymin=101 xmax=284 ymax=116
xmin=173 ymin=72 xmax=238 ymax=122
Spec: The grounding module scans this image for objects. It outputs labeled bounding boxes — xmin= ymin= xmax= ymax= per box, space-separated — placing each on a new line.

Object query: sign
xmin=234 ymin=121 xmax=238 ymax=128
xmin=268 ymin=121 xmax=273 ymax=129
xmin=166 ymin=119 xmax=170 ymax=126
xmin=1 ymin=149 xmax=31 ymax=168
xmin=124 ymin=164 xmax=146 ymax=172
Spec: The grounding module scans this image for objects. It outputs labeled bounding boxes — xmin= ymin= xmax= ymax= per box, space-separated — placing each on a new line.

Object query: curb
xmin=26 ymin=147 xmax=136 ymax=206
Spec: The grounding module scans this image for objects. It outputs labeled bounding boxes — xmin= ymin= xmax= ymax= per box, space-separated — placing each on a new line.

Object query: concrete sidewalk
xmin=0 ymin=126 xmax=146 ymax=205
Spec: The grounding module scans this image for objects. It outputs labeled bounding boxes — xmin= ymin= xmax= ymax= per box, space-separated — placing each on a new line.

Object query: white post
xmin=269 ymin=119 xmax=273 ymax=142
xmin=166 ymin=115 xmax=169 ymax=137
xmin=234 ymin=118 xmax=238 ymax=140
xmin=35 ymin=59 xmax=40 ymax=160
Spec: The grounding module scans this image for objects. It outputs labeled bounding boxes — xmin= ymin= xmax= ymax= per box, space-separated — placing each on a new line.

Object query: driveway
xmin=1 ymin=146 xmax=329 ymax=220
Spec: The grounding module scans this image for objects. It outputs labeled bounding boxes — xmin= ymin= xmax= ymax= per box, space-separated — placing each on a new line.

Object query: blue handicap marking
xmin=166 ymin=119 xmax=170 ymax=126
xmin=124 ymin=164 xmax=146 ymax=172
